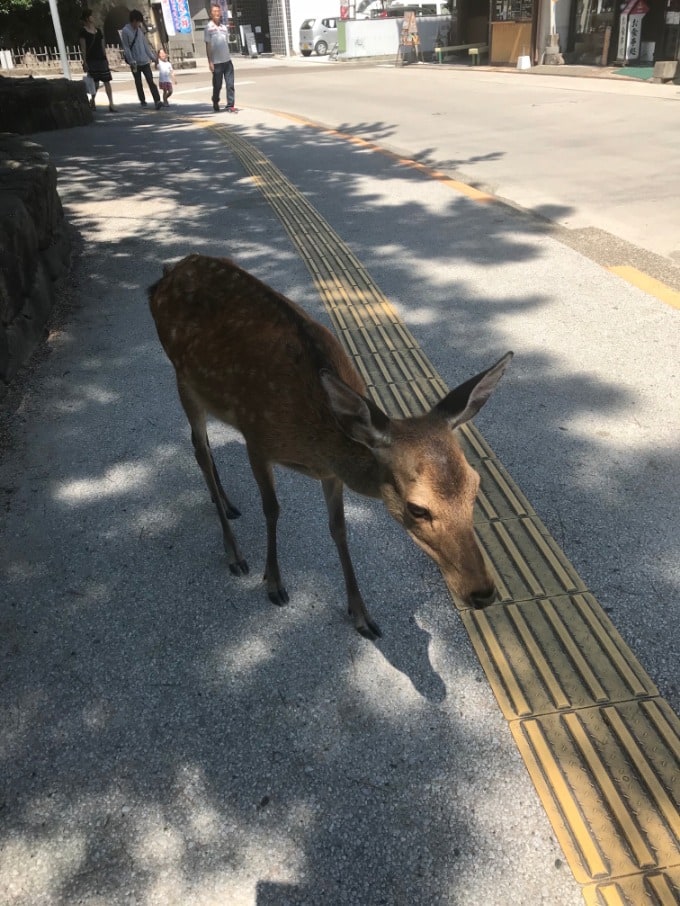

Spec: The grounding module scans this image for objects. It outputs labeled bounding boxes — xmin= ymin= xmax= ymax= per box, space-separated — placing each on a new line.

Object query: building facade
xmin=453 ymin=0 xmax=680 ymax=66
xmin=87 ymin=0 xmax=680 ymax=63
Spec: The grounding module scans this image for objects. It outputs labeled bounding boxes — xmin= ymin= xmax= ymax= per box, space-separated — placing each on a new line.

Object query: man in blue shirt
xmin=205 ymin=4 xmax=237 ymax=113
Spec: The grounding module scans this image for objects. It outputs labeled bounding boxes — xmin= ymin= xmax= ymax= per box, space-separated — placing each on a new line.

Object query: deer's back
xmin=149 ymin=255 xmax=366 ymax=469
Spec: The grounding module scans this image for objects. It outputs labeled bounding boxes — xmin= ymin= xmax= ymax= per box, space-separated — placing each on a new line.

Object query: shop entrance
xmin=568 ymin=0 xmax=616 ymax=63
xmin=488 ymin=0 xmax=535 ymax=63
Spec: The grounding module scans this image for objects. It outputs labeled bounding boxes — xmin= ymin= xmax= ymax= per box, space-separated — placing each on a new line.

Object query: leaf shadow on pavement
xmin=0 ymin=104 xmax=677 ymax=905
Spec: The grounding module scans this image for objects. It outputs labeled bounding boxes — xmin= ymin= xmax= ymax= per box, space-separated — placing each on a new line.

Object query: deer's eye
xmin=407 ymin=502 xmax=431 ymax=521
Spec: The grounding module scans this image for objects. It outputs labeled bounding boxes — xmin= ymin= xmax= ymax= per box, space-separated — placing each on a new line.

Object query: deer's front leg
xmin=322 ymin=477 xmax=381 ymax=640
xmin=176 ymin=380 xmax=248 ymax=576
xmin=247 ymin=446 xmax=289 ymax=606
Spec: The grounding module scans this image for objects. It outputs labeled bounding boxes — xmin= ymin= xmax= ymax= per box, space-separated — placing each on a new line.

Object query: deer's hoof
xmin=268 ymin=587 xmax=289 ymax=606
xmin=229 ymin=558 xmax=249 ymax=576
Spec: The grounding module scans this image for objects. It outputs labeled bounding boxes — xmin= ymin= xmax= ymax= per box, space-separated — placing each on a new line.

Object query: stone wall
xmin=0 ymin=74 xmax=93 ymax=135
xmin=0 ymin=134 xmax=72 ymax=388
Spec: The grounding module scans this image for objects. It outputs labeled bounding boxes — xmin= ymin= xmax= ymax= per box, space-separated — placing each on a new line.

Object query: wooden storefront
xmin=489 ymin=0 xmax=535 ymax=63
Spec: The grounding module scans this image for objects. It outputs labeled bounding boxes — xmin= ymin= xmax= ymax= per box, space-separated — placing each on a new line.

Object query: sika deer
xmin=149 ymin=254 xmax=512 ymax=639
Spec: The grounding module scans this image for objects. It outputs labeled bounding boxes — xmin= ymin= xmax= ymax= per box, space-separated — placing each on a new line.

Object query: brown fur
xmin=149 ymin=254 xmax=512 ymax=638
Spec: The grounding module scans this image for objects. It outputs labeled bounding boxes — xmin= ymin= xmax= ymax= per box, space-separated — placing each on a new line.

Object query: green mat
xmin=612 ymin=65 xmax=655 ymax=80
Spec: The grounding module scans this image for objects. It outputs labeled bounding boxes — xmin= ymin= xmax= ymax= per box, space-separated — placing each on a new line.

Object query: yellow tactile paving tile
xmin=583 ymin=866 xmax=680 ymax=906
xmin=458 ymin=422 xmax=498 ymax=461
xmin=204 ymin=120 xmax=680 ymax=903
xmin=352 ymin=346 xmax=440 ymax=392
xmin=361 ymin=376 xmax=445 ymax=419
xmin=511 ymin=699 xmax=680 ymax=885
xmin=339 ymin=321 xmax=421 ymax=356
xmin=474 ymin=515 xmax=587 ymax=606
xmin=462 ymin=594 xmax=657 ymax=719
xmin=335 ymin=324 xmax=437 ymax=383
xmin=475 ymin=456 xmax=537 ymax=521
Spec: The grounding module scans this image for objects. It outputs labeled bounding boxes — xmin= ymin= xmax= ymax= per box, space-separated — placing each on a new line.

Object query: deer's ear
xmin=321 ymin=370 xmax=391 ymax=449
xmin=435 ymin=352 xmax=513 ymax=429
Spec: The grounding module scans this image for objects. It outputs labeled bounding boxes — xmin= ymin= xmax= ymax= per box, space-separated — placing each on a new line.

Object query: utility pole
xmin=47 ymin=0 xmax=72 ymax=78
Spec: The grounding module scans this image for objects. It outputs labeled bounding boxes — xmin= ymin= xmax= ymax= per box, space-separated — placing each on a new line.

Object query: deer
xmin=148 ymin=254 xmax=512 ymax=639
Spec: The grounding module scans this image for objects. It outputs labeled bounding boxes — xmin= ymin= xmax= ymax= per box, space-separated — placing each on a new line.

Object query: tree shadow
xmin=1 ymin=104 xmax=675 ymax=904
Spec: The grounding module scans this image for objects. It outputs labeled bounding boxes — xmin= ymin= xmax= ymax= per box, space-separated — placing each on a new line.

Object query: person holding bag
xmin=120 ymin=9 xmax=162 ymax=110
xmin=79 ymin=9 xmax=116 ymax=112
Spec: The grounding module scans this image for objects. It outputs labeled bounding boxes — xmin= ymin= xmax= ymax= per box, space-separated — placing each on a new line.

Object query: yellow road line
xmin=266 ymin=110 xmax=680 ymax=308
xmin=608 ymin=265 xmax=680 ymax=310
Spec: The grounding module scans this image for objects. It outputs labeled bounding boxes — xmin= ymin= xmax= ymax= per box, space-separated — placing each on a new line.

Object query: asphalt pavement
xmin=0 ymin=61 xmax=678 ymax=905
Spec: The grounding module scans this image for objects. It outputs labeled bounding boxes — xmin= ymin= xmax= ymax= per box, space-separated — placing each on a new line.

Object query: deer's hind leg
xmin=176 ymin=378 xmax=248 ymax=576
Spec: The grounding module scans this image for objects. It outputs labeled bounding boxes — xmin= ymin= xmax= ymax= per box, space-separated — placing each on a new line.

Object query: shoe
xmin=155 ymin=101 xmax=163 ymax=110
xmin=225 ymin=106 xmax=238 ymax=113
xmin=89 ymin=98 xmax=95 ymax=110
xmin=212 ymin=102 xmax=219 ymax=112
xmin=162 ymin=100 xmax=169 ymax=106
xmin=140 ymin=101 xmax=148 ymax=107
xmin=108 ymin=105 xmax=117 ymax=113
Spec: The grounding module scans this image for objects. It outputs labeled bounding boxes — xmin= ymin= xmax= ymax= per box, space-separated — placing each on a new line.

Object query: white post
xmin=280 ymin=0 xmax=292 ymax=56
xmin=47 ymin=0 xmax=71 ymax=78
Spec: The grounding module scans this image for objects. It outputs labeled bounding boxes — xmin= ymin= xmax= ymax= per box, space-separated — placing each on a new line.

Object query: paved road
xmin=0 ymin=62 xmax=677 ymax=904
xmin=168 ymin=57 xmax=680 ymax=270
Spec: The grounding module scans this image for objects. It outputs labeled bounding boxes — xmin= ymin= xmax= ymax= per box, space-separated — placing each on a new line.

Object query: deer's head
xmin=322 ymin=352 xmax=512 ymax=608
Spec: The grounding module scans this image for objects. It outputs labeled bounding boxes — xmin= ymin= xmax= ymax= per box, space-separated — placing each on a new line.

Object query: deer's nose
xmin=471 ymin=586 xmax=498 ymax=609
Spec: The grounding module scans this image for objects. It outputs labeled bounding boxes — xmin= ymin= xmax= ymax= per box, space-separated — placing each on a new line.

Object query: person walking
xmin=205 ymin=4 xmax=237 ymax=113
xmin=157 ymin=48 xmax=176 ymax=106
xmin=79 ymin=9 xmax=116 ymax=112
xmin=120 ymin=9 xmax=162 ymax=110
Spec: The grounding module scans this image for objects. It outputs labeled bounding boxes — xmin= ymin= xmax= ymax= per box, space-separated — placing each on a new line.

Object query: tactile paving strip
xmin=512 ymin=699 xmax=680 ymax=885
xmin=205 ymin=122 xmax=680 ymax=901
xmin=462 ymin=594 xmax=657 ymax=720
xmin=474 ymin=515 xmax=588 ymax=606
xmin=583 ymin=866 xmax=680 ymax=906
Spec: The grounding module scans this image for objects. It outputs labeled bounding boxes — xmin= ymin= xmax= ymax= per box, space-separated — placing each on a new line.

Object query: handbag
xmin=83 ymin=74 xmax=96 ymax=94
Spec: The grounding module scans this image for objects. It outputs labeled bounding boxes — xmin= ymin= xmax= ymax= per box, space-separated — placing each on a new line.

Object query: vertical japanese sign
xmin=627 ymin=13 xmax=643 ymax=57
xmin=164 ymin=0 xmax=192 ymax=34
xmin=617 ymin=0 xmax=649 ymax=60
xmin=160 ymin=0 xmax=176 ymax=36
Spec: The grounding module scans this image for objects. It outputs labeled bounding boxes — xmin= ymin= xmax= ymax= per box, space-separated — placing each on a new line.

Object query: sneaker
xmin=225 ymin=106 xmax=238 ymax=113
xmin=155 ymin=101 xmax=163 ymax=110
xmin=212 ymin=102 xmax=220 ymax=112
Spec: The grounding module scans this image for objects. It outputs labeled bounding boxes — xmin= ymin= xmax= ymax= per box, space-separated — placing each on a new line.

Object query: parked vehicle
xmin=299 ymin=17 xmax=338 ymax=56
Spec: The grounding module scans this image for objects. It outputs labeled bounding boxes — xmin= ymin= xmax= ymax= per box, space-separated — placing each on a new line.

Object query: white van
xmin=299 ymin=17 xmax=339 ymax=56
